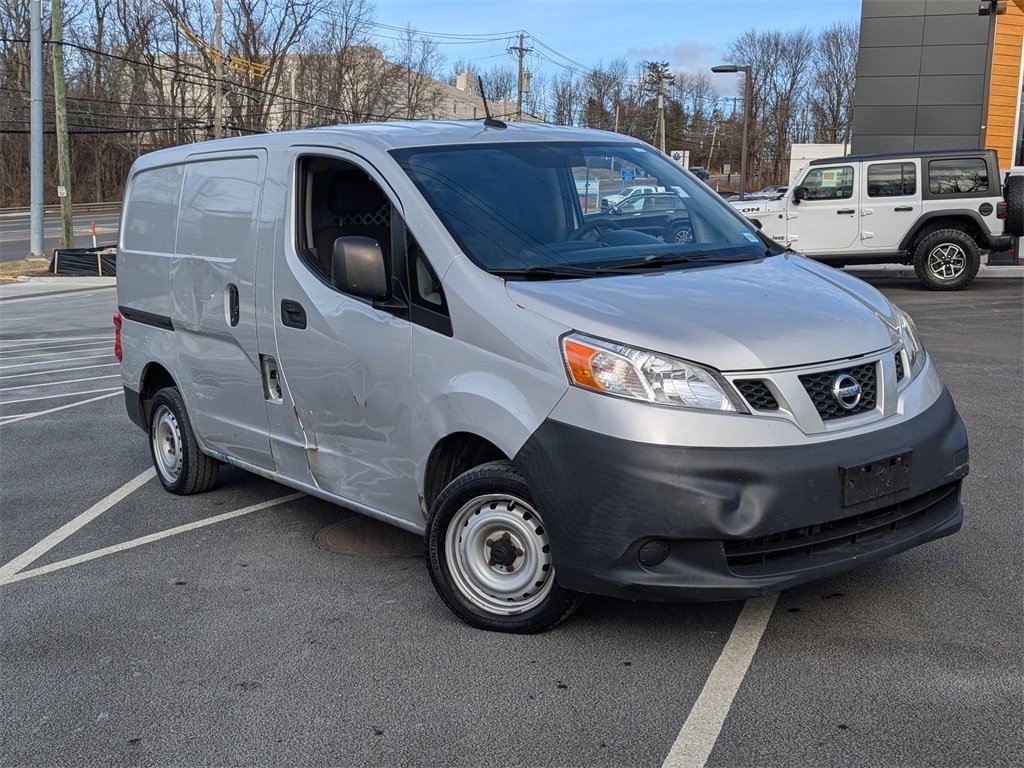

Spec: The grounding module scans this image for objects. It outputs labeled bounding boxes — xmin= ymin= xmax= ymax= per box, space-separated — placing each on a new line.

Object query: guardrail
xmin=0 ymin=202 xmax=121 ymax=219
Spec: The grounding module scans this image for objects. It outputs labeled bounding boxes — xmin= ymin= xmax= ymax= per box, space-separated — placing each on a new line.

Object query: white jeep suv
xmin=732 ymin=149 xmax=1023 ymax=290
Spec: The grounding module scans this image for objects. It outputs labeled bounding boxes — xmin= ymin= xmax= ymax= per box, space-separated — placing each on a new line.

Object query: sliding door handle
xmin=836 ymin=208 xmax=856 ymax=215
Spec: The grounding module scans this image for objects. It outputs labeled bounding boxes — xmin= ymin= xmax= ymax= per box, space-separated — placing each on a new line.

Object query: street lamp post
xmin=712 ymin=64 xmax=750 ymax=201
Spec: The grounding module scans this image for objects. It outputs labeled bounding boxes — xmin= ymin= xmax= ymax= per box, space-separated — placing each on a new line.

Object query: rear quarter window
xmin=928 ymin=158 xmax=988 ymax=194
xmin=176 ymin=157 xmax=260 ymax=259
xmin=122 ymin=165 xmax=184 ymax=253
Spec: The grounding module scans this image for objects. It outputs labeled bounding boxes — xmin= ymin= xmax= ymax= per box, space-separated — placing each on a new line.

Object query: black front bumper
xmin=514 ymin=389 xmax=968 ymax=601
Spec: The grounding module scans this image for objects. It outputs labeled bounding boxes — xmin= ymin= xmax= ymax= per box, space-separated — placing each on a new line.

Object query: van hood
xmin=504 ymin=254 xmax=899 ymax=372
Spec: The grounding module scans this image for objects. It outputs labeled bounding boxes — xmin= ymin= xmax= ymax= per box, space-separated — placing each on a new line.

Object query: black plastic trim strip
xmin=118 ymin=306 xmax=174 ymax=331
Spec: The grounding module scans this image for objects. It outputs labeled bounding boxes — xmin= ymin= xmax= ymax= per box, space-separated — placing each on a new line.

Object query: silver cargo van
xmin=116 ymin=121 xmax=969 ymax=633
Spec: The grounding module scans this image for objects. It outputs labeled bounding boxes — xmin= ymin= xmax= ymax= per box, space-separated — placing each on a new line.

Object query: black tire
xmin=912 ymin=228 xmax=980 ymax=291
xmin=149 ymin=386 xmax=219 ymax=495
xmin=425 ymin=460 xmax=584 ymax=633
xmin=1005 ymin=175 xmax=1024 ymax=237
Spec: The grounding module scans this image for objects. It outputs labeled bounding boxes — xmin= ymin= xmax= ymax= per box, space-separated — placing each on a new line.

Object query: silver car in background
xmin=116 ymin=122 xmax=969 ymax=633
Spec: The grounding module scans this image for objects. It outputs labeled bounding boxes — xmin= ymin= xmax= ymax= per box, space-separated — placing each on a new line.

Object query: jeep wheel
xmin=1005 ymin=175 xmax=1024 ymax=237
xmin=425 ymin=460 xmax=584 ymax=633
xmin=912 ymin=229 xmax=980 ymax=291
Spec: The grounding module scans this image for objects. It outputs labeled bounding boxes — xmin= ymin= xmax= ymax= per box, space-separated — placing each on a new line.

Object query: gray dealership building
xmin=852 ymin=0 xmax=1023 ymax=172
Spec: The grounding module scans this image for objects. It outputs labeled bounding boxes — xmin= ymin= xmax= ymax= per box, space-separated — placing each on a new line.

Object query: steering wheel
xmin=568 ymin=218 xmax=622 ymax=242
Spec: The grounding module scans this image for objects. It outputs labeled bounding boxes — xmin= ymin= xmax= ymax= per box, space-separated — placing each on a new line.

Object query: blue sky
xmin=374 ymin=0 xmax=863 ymax=88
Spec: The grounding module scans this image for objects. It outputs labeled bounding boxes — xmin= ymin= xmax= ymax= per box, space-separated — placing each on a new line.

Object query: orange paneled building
xmin=984 ymin=0 xmax=1024 ymax=170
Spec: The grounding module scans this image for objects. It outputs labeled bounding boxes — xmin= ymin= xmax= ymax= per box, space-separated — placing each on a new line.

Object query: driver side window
xmin=802 ymin=166 xmax=854 ymax=200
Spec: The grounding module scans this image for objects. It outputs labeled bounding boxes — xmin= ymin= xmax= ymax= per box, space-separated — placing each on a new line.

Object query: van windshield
xmin=391 ymin=141 xmax=772 ymax=277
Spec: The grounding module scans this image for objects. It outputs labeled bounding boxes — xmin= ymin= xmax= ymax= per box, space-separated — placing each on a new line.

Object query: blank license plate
xmin=841 ymin=451 xmax=913 ymax=507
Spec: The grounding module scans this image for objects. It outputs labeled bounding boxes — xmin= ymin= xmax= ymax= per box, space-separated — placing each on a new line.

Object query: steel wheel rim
xmin=445 ymin=493 xmax=554 ymax=616
xmin=152 ymin=404 xmax=183 ymax=483
xmin=927 ymin=243 xmax=967 ymax=280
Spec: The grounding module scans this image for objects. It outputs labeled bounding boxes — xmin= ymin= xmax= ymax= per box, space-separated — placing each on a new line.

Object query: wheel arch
xmin=138 ymin=362 xmax=177 ymax=425
xmin=899 ymin=211 xmax=987 ymax=253
xmin=422 ymin=432 xmax=509 ymax=517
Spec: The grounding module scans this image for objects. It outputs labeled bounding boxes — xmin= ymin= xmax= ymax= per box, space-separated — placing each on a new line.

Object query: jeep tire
xmin=1005 ymin=175 xmax=1024 ymax=237
xmin=912 ymin=229 xmax=981 ymax=291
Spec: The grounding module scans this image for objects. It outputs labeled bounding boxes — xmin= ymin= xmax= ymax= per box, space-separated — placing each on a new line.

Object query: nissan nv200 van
xmin=116 ymin=121 xmax=969 ymax=633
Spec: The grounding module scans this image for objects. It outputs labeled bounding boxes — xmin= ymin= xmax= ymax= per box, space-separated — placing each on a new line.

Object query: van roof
xmin=130 ymin=121 xmax=638 ymax=170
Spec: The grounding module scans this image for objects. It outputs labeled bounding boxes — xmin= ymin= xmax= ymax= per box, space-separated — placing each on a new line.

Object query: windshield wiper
xmin=596 ymin=252 xmax=754 ymax=271
xmin=489 ymin=264 xmax=600 ymax=279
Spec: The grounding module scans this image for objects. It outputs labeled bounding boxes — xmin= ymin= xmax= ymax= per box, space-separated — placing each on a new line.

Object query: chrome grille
xmin=798 ymin=362 xmax=877 ymax=421
xmin=735 ymin=380 xmax=779 ymax=410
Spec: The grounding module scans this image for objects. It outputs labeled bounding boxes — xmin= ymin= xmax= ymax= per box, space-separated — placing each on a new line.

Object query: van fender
xmin=414 ymin=374 xmax=569 ymax=496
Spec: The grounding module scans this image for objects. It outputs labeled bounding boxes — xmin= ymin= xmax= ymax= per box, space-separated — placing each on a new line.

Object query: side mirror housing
xmin=792 ymin=185 xmax=806 ymax=204
xmin=331 ymin=236 xmax=389 ymax=301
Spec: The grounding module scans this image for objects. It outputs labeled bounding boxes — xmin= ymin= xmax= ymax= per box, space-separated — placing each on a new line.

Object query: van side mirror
xmin=792 ymin=186 xmax=806 ymax=204
xmin=331 ymin=236 xmax=389 ymax=301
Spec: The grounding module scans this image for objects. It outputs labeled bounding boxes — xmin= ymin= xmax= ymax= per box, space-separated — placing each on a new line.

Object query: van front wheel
xmin=425 ymin=461 xmax=584 ymax=633
xmin=149 ymin=387 xmax=219 ymax=495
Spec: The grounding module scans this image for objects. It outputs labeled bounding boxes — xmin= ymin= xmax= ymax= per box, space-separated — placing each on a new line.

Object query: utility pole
xmin=213 ymin=0 xmax=223 ymax=139
xmin=29 ymin=0 xmax=43 ymax=258
xmin=613 ymin=103 xmax=619 ymax=133
xmin=509 ymin=32 xmax=530 ymax=121
xmin=658 ymin=76 xmax=666 ymax=153
xmin=52 ymin=0 xmax=74 ymax=250
xmin=706 ymin=123 xmax=719 ymax=171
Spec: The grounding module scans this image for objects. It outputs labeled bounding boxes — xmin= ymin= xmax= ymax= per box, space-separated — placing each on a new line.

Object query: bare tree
xmin=809 ymin=20 xmax=858 ymax=145
xmin=550 ymin=70 xmax=581 ymax=126
xmin=393 ymin=23 xmax=444 ymax=120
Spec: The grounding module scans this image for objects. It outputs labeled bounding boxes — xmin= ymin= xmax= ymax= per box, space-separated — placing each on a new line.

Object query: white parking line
xmin=0 ymin=353 xmax=114 ymax=370
xmin=0 ymin=387 xmax=121 ymax=405
xmin=0 ymin=373 xmax=120 ymax=391
xmin=0 ymin=335 xmax=111 ymax=349
xmin=0 ymin=339 xmax=111 ymax=353
xmin=0 ymin=493 xmax=305 ymax=587
xmin=0 ymin=468 xmax=155 ymax=581
xmin=0 ymin=391 xmax=121 ymax=426
xmin=0 ymin=343 xmax=110 ymax=361
xmin=0 ymin=362 xmax=120 ymax=380
xmin=661 ymin=595 xmax=778 ymax=768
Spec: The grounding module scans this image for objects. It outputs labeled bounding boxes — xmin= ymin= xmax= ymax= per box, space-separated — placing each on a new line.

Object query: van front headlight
xmin=896 ymin=308 xmax=926 ymax=378
xmin=560 ymin=333 xmax=745 ymax=412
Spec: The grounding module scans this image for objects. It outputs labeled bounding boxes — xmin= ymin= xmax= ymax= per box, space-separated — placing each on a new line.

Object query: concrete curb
xmin=844 ymin=264 xmax=1024 ymax=279
xmin=12 ymin=276 xmax=117 ymax=287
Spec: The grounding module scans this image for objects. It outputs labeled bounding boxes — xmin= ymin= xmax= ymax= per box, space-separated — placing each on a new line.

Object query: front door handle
xmin=837 ymin=209 xmax=856 ymax=215
xmin=894 ymin=206 xmax=913 ymax=212
xmin=281 ymin=299 xmax=307 ymax=330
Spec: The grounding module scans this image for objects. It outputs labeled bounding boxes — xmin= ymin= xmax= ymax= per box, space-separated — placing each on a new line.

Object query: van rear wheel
xmin=425 ymin=460 xmax=584 ymax=633
xmin=912 ymin=229 xmax=980 ymax=291
xmin=149 ymin=387 xmax=219 ymax=495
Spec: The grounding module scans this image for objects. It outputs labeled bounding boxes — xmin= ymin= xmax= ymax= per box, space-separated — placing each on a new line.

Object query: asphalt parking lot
xmin=0 ymin=274 xmax=1021 ymax=768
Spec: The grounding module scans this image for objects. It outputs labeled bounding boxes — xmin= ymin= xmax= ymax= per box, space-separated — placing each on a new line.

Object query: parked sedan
xmin=588 ymin=192 xmax=694 ymax=242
